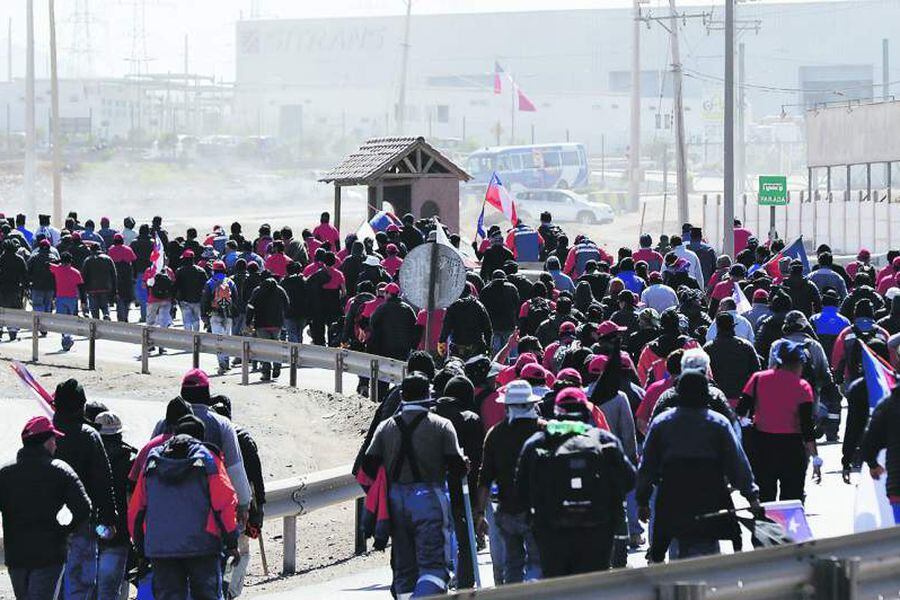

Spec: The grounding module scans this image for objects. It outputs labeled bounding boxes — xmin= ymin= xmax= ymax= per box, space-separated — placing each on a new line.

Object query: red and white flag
xmin=516 ymin=84 xmax=538 ymax=112
xmin=494 ymin=61 xmax=504 ymax=95
xmin=147 ymin=233 xmax=166 ymax=285
xmin=484 ymin=172 xmax=518 ymax=226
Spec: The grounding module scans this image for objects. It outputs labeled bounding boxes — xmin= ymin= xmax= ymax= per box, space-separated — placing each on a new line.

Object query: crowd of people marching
xmin=3 ymin=207 xmax=900 ymax=599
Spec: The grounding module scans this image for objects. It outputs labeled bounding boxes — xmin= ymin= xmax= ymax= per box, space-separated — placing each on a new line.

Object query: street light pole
xmin=49 ymin=0 xmax=63 ymax=227
xmin=723 ymin=0 xmax=736 ymax=257
xmin=628 ymin=0 xmax=642 ymax=213
xmin=396 ymin=0 xmax=412 ymax=135
xmin=669 ymin=0 xmax=689 ymax=228
xmin=24 ymin=0 xmax=36 ymax=222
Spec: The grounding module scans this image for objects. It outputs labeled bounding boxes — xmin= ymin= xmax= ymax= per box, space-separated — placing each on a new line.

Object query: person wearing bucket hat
xmin=739 ymin=339 xmax=820 ymax=502
xmin=516 ymin=385 xmax=635 ymax=578
xmin=93 ymin=411 xmax=137 ymax=600
xmin=475 ymin=380 xmax=544 ymax=585
xmin=0 ymin=416 xmax=91 ymax=600
xmin=627 ymin=308 xmax=662 ymax=363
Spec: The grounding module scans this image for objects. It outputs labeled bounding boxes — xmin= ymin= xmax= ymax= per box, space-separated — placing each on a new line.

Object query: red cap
xmin=386 ymin=224 xmax=400 ymax=233
xmin=71 ymin=232 xmax=81 ymax=241
xmin=556 ymin=367 xmax=583 ymax=387
xmin=555 ymin=387 xmax=589 ymax=408
xmin=181 ymin=249 xmax=195 ymax=259
xmin=753 ymin=289 xmax=769 ymax=302
xmin=587 ymin=354 xmax=610 ymax=376
xmin=649 ymin=271 xmax=663 ymax=283
xmin=113 ymin=233 xmax=124 ymax=242
xmin=596 ymin=321 xmax=627 ymax=338
xmin=892 ymin=256 xmax=900 ymax=269
xmin=39 ymin=239 xmax=51 ymax=248
xmin=520 ymin=363 xmax=554 ymax=387
xmin=386 ymin=243 xmax=398 ymax=254
xmin=858 ymin=248 xmax=871 ymax=261
xmin=385 ymin=283 xmax=401 ymax=296
xmin=559 ymin=321 xmax=577 ymax=336
xmin=514 ymin=352 xmax=538 ymax=373
xmin=181 ymin=368 xmax=210 ymax=389
xmin=21 ymin=415 xmax=65 ymax=442
xmin=212 ymin=260 xmax=226 ymax=272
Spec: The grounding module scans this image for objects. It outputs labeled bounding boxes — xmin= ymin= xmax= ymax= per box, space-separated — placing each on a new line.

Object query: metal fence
xmin=446 ymin=525 xmax=900 ymax=599
xmin=701 ymin=190 xmax=899 ymax=256
xmin=0 ymin=308 xmax=406 ymax=400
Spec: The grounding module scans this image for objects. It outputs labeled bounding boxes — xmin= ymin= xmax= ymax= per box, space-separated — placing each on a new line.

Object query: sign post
xmin=759 ymin=175 xmax=788 ymax=241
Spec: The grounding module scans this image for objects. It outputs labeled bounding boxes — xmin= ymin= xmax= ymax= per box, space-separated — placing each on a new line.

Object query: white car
xmin=514 ymin=189 xmax=614 ymax=225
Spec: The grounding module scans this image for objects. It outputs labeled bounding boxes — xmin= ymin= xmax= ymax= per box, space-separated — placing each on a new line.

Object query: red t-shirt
xmin=49 ymin=264 xmax=84 ymax=298
xmin=742 ymin=369 xmax=813 ymax=435
xmin=264 ymin=253 xmax=292 ymax=279
xmin=416 ymin=308 xmax=445 ymax=351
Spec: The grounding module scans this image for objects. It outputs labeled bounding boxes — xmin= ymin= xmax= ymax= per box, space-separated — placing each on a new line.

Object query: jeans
xmin=491 ymin=331 xmax=512 ymax=355
xmin=134 ymin=279 xmax=148 ymax=322
xmin=180 ymin=302 xmax=202 ymax=332
xmin=115 ymin=296 xmax=130 ymax=322
xmin=147 ymin=301 xmax=173 ymax=329
xmin=751 ymin=431 xmax=808 ymax=503
xmin=232 ymin=313 xmax=246 ymax=337
xmin=893 ymin=502 xmax=900 ymax=525
xmin=210 ymin=315 xmax=233 ymax=370
xmin=31 ymin=288 xmax=54 ymax=314
xmin=256 ymin=328 xmax=281 ymax=378
xmin=485 ymin=502 xmax=505 ymax=585
xmin=88 ymin=292 xmax=111 ymax=320
xmin=57 ymin=296 xmax=78 ymax=350
xmin=97 ymin=545 xmax=129 ymax=600
xmin=535 ymin=525 xmax=613 ymax=578
xmin=284 ymin=318 xmax=306 ymax=344
xmin=626 ymin=490 xmax=644 ymax=537
xmin=388 ymin=482 xmax=452 ymax=597
xmin=152 ymin=555 xmax=222 ymax=600
xmin=64 ymin=523 xmax=98 ymax=600
xmin=9 ymin=563 xmax=65 ymax=600
xmin=494 ymin=511 xmax=541 ymax=584
xmin=223 ymin=534 xmax=251 ymax=599
xmin=673 ymin=539 xmax=720 ymax=559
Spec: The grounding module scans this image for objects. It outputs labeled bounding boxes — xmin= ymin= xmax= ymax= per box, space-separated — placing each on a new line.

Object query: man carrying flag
xmin=860 ymin=361 xmax=900 ymax=524
xmin=763 ymin=237 xmax=810 ymax=279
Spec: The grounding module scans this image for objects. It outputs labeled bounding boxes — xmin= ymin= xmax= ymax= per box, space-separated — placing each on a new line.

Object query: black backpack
xmin=151 ymin=271 xmax=173 ymax=300
xmin=528 ymin=429 xmax=614 ymax=529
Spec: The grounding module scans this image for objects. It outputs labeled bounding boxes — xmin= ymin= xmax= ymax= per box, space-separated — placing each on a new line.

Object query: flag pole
xmin=510 ymin=83 xmax=516 ymax=144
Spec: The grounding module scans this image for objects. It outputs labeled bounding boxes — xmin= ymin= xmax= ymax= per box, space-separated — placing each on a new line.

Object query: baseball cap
xmin=753 ymin=289 xmax=769 ymax=302
xmin=93 ymin=411 xmax=124 ymax=436
xmin=858 ymin=249 xmax=871 ymax=261
xmin=520 ymin=363 xmax=554 ymax=387
xmin=587 ymin=354 xmax=609 ymax=376
xmin=501 ymin=380 xmax=542 ymax=405
xmin=212 ymin=260 xmax=226 ymax=272
xmin=21 ymin=416 xmax=65 ymax=443
xmin=182 ymin=368 xmax=210 ymax=389
xmin=385 ymin=283 xmax=401 ymax=296
xmin=386 ymin=224 xmax=400 ymax=233
xmin=775 ymin=339 xmax=808 ymax=365
xmin=554 ymin=387 xmax=590 ymax=414
xmin=556 ymin=367 xmax=583 ymax=387
xmin=181 ymin=249 xmax=195 ymax=259
xmin=113 ymin=233 xmax=124 ymax=243
xmin=596 ymin=321 xmax=626 ymax=338
xmin=559 ymin=321 xmax=577 ymax=336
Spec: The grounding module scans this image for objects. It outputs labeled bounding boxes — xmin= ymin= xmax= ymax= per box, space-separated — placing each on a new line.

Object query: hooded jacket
xmin=480 ymin=277 xmax=520 ymax=332
xmin=26 ymin=246 xmax=59 ymax=292
xmin=704 ymin=332 xmax=761 ymax=402
xmin=440 ymin=294 xmax=492 ymax=348
xmin=129 ymin=435 xmax=238 ymax=559
xmin=174 ymin=263 xmax=209 ymax=303
xmin=369 ymin=296 xmax=418 ymax=359
xmin=246 ymin=278 xmax=290 ymax=330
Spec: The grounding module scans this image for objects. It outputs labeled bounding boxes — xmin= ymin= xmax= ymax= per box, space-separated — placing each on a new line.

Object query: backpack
xmin=529 ymin=430 xmax=613 ymax=529
xmin=151 ymin=271 xmax=173 ymax=299
xmin=523 ymin=298 xmax=551 ymax=336
xmin=213 ymin=279 xmax=234 ymax=316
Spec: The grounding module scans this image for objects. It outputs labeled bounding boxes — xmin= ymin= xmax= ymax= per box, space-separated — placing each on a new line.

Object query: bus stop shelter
xmin=319 ymin=136 xmax=471 ymax=234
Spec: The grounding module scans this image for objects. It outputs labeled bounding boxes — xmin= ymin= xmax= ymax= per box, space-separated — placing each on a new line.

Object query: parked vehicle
xmin=514 ymin=189 xmax=614 ymax=225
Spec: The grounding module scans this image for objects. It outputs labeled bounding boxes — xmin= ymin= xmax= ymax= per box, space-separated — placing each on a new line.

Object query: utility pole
xmin=629 ymin=0 xmax=642 ymax=212
xmin=736 ymin=42 xmax=746 ymax=194
xmin=396 ymin=0 xmax=412 ymax=135
xmin=668 ymin=0 xmax=689 ymax=227
xmin=24 ymin=0 xmax=36 ymax=222
xmin=6 ymin=18 xmax=11 ymax=82
xmin=49 ymin=0 xmax=63 ymax=227
xmin=723 ymin=0 xmax=736 ymax=257
xmin=884 ymin=38 xmax=891 ymax=100
xmin=184 ymin=34 xmax=189 ymax=133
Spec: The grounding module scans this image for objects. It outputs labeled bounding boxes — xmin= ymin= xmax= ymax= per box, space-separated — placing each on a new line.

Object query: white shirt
xmin=672 ymin=244 xmax=705 ymax=286
xmin=705 ymin=310 xmax=755 ymax=344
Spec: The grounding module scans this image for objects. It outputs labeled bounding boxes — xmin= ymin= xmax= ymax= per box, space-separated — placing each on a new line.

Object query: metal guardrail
xmin=446 ymin=525 xmax=900 ymax=599
xmin=0 ymin=463 xmax=363 ymax=575
xmin=0 ymin=308 xmax=406 ymax=399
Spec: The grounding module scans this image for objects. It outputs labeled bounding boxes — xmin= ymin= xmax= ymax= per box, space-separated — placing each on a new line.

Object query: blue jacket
xmin=512 ymin=226 xmax=541 ymax=262
xmin=550 ymin=270 xmax=575 ymax=293
xmin=811 ymin=306 xmax=851 ymax=337
xmin=618 ymin=270 xmax=645 ymax=295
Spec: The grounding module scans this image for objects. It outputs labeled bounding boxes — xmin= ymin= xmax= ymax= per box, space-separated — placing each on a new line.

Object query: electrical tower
xmin=64 ymin=0 xmax=96 ymax=78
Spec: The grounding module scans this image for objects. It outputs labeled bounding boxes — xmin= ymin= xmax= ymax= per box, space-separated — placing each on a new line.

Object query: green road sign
xmin=758 ymin=175 xmax=788 ymax=206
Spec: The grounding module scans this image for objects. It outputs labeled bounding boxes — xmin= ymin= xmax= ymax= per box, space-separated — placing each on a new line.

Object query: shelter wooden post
xmin=334 ymin=185 xmax=342 ymax=234
xmin=376 ymin=183 xmax=384 ymax=214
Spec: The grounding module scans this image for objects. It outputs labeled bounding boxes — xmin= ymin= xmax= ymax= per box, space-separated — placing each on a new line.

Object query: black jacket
xmin=840 ymin=286 xmax=884 ymax=319
xmin=100 ymin=435 xmax=136 ymax=548
xmin=704 ymin=334 xmax=761 ymax=400
xmin=130 ymin=235 xmax=154 ymax=275
xmin=842 ymin=377 xmax=869 ymax=470
xmin=281 ymin=274 xmax=309 ymax=320
xmin=237 ymin=426 xmax=266 ymax=527
xmin=340 ymin=253 xmax=365 ymax=297
xmin=783 ymin=275 xmax=822 ymax=317
xmin=369 ymin=297 xmax=418 ymax=359
xmin=0 ymin=445 xmax=92 ymax=568
xmin=246 ymin=278 xmax=290 ymax=330
xmin=174 ymin=264 xmax=209 ymax=303
xmin=27 ymin=248 xmax=58 ymax=291
xmin=0 ymin=250 xmax=28 ymax=293
xmin=82 ymin=253 xmax=117 ymax=293
xmin=52 ymin=412 xmax=117 ymax=527
xmin=440 ymin=296 xmax=492 ymax=348
xmin=479 ymin=279 xmax=520 ymax=332
xmin=479 ymin=244 xmax=514 ymax=281
xmin=433 ymin=397 xmax=484 ymax=496
xmin=861 ymin=388 xmax=900 ymax=498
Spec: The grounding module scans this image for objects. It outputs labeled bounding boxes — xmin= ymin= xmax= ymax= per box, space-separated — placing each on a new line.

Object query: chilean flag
xmin=10 ymin=361 xmax=55 ymax=416
xmin=861 ymin=342 xmax=897 ymax=410
xmin=147 ymin=233 xmax=166 ymax=285
xmin=762 ymin=500 xmax=814 ymax=543
xmin=494 ymin=62 xmax=503 ymax=95
xmin=484 ymin=172 xmax=518 ymax=226
xmin=516 ymin=84 xmax=538 ymax=112
xmin=369 ymin=210 xmax=402 ymax=233
xmin=763 ymin=237 xmax=810 ymax=278
xmin=732 ymin=281 xmax=752 ymax=314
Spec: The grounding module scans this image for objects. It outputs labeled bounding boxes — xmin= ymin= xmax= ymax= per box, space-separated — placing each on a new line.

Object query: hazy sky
xmin=0 ymin=0 xmax=855 ymax=82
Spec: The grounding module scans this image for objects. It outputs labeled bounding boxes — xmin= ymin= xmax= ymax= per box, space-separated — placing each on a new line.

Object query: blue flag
xmin=475 ymin=202 xmax=486 ymax=241
xmin=861 ymin=342 xmax=896 ymax=411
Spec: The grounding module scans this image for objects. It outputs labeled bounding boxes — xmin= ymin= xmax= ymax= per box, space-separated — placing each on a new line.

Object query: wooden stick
xmin=258 ymin=535 xmax=270 ymax=576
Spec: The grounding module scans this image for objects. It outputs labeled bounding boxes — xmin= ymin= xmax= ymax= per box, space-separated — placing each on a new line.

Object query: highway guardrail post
xmin=335 ymin=352 xmax=344 ymax=394
xmin=88 ymin=322 xmax=97 ymax=370
xmin=283 ymin=515 xmax=297 ymax=575
xmin=658 ymin=582 xmax=707 ymax=600
xmin=241 ymin=341 xmax=250 ymax=386
xmin=141 ymin=327 xmax=150 ymax=374
xmin=355 ymin=497 xmax=367 ymax=555
xmin=289 ymin=345 xmax=299 ymax=387
xmin=31 ymin=315 xmax=40 ymax=362
xmin=369 ymin=360 xmax=379 ymax=403
xmin=814 ymin=556 xmax=859 ymax=600
xmin=192 ymin=334 xmax=200 ymax=369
